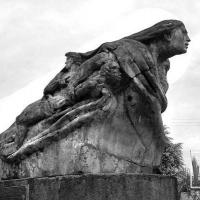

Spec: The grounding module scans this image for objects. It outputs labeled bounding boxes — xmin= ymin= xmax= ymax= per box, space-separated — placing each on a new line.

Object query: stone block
xmin=0 ymin=174 xmax=178 ymax=200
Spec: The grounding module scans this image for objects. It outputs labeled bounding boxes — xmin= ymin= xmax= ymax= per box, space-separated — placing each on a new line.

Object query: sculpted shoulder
xmin=116 ymin=39 xmax=154 ymax=65
xmin=101 ymin=38 xmax=152 ymax=58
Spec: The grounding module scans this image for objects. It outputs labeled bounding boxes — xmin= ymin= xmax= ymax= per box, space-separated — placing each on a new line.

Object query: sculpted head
xmin=166 ymin=24 xmax=190 ymax=55
xmin=124 ymin=19 xmax=191 ymax=59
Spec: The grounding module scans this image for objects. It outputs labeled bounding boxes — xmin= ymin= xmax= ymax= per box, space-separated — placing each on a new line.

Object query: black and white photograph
xmin=0 ymin=1 xmax=199 ymax=199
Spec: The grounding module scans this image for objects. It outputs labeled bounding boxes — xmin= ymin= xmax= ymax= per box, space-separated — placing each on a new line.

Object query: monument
xmin=0 ymin=19 xmax=190 ymax=200
xmin=0 ymin=19 xmax=190 ymax=179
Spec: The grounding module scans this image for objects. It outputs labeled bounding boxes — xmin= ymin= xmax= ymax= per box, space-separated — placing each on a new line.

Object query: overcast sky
xmin=0 ymin=0 xmax=200 ymax=169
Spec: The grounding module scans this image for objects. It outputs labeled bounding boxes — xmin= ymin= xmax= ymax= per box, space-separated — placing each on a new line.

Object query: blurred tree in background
xmin=160 ymin=127 xmax=184 ymax=176
xmin=192 ymin=157 xmax=200 ymax=186
xmin=160 ymin=127 xmax=190 ymax=195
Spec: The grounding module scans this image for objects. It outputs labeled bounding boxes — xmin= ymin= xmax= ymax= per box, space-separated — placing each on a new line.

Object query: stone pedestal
xmin=0 ymin=174 xmax=178 ymax=200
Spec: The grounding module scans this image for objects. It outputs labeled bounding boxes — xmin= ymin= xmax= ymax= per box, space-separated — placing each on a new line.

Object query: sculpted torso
xmin=0 ymin=20 xmax=190 ymax=178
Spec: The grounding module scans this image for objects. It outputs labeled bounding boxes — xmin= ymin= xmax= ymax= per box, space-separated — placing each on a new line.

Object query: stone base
xmin=0 ymin=130 xmax=154 ymax=179
xmin=0 ymin=174 xmax=178 ymax=200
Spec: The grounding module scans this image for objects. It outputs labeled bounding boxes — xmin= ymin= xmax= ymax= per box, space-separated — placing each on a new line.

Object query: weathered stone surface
xmin=0 ymin=20 xmax=190 ymax=179
xmin=0 ymin=127 xmax=152 ymax=179
xmin=0 ymin=174 xmax=178 ymax=200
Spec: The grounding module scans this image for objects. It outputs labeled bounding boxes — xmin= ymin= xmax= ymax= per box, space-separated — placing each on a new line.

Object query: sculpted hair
xmin=123 ymin=19 xmax=184 ymax=43
xmin=65 ymin=20 xmax=184 ymax=63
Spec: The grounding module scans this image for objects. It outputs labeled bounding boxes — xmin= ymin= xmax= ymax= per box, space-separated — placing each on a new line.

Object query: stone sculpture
xmin=0 ymin=20 xmax=190 ymax=179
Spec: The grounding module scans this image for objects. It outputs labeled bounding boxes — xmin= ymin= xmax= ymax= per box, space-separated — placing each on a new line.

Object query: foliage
xmin=160 ymin=127 xmax=191 ymax=195
xmin=177 ymin=168 xmax=190 ymax=193
xmin=160 ymin=127 xmax=200 ymax=199
xmin=160 ymin=127 xmax=184 ymax=176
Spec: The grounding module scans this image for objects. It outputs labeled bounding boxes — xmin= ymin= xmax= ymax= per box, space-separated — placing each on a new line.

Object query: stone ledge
xmin=0 ymin=174 xmax=178 ymax=200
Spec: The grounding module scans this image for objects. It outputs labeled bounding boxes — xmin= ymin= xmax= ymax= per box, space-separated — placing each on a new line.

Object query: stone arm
xmin=114 ymin=47 xmax=167 ymax=112
xmin=128 ymin=65 xmax=166 ymax=112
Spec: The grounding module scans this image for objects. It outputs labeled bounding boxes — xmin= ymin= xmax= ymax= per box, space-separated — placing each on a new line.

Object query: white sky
xmin=0 ymin=0 xmax=200 ymax=168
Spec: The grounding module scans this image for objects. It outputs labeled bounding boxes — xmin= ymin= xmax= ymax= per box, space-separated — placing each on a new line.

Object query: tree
xmin=160 ymin=127 xmax=184 ymax=176
xmin=160 ymin=127 xmax=191 ymax=196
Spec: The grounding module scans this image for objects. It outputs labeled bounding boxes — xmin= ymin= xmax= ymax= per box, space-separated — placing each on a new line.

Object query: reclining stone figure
xmin=0 ymin=20 xmax=190 ymax=178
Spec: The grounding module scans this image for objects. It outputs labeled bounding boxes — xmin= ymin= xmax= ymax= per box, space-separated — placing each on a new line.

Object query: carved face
xmin=169 ymin=25 xmax=191 ymax=54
